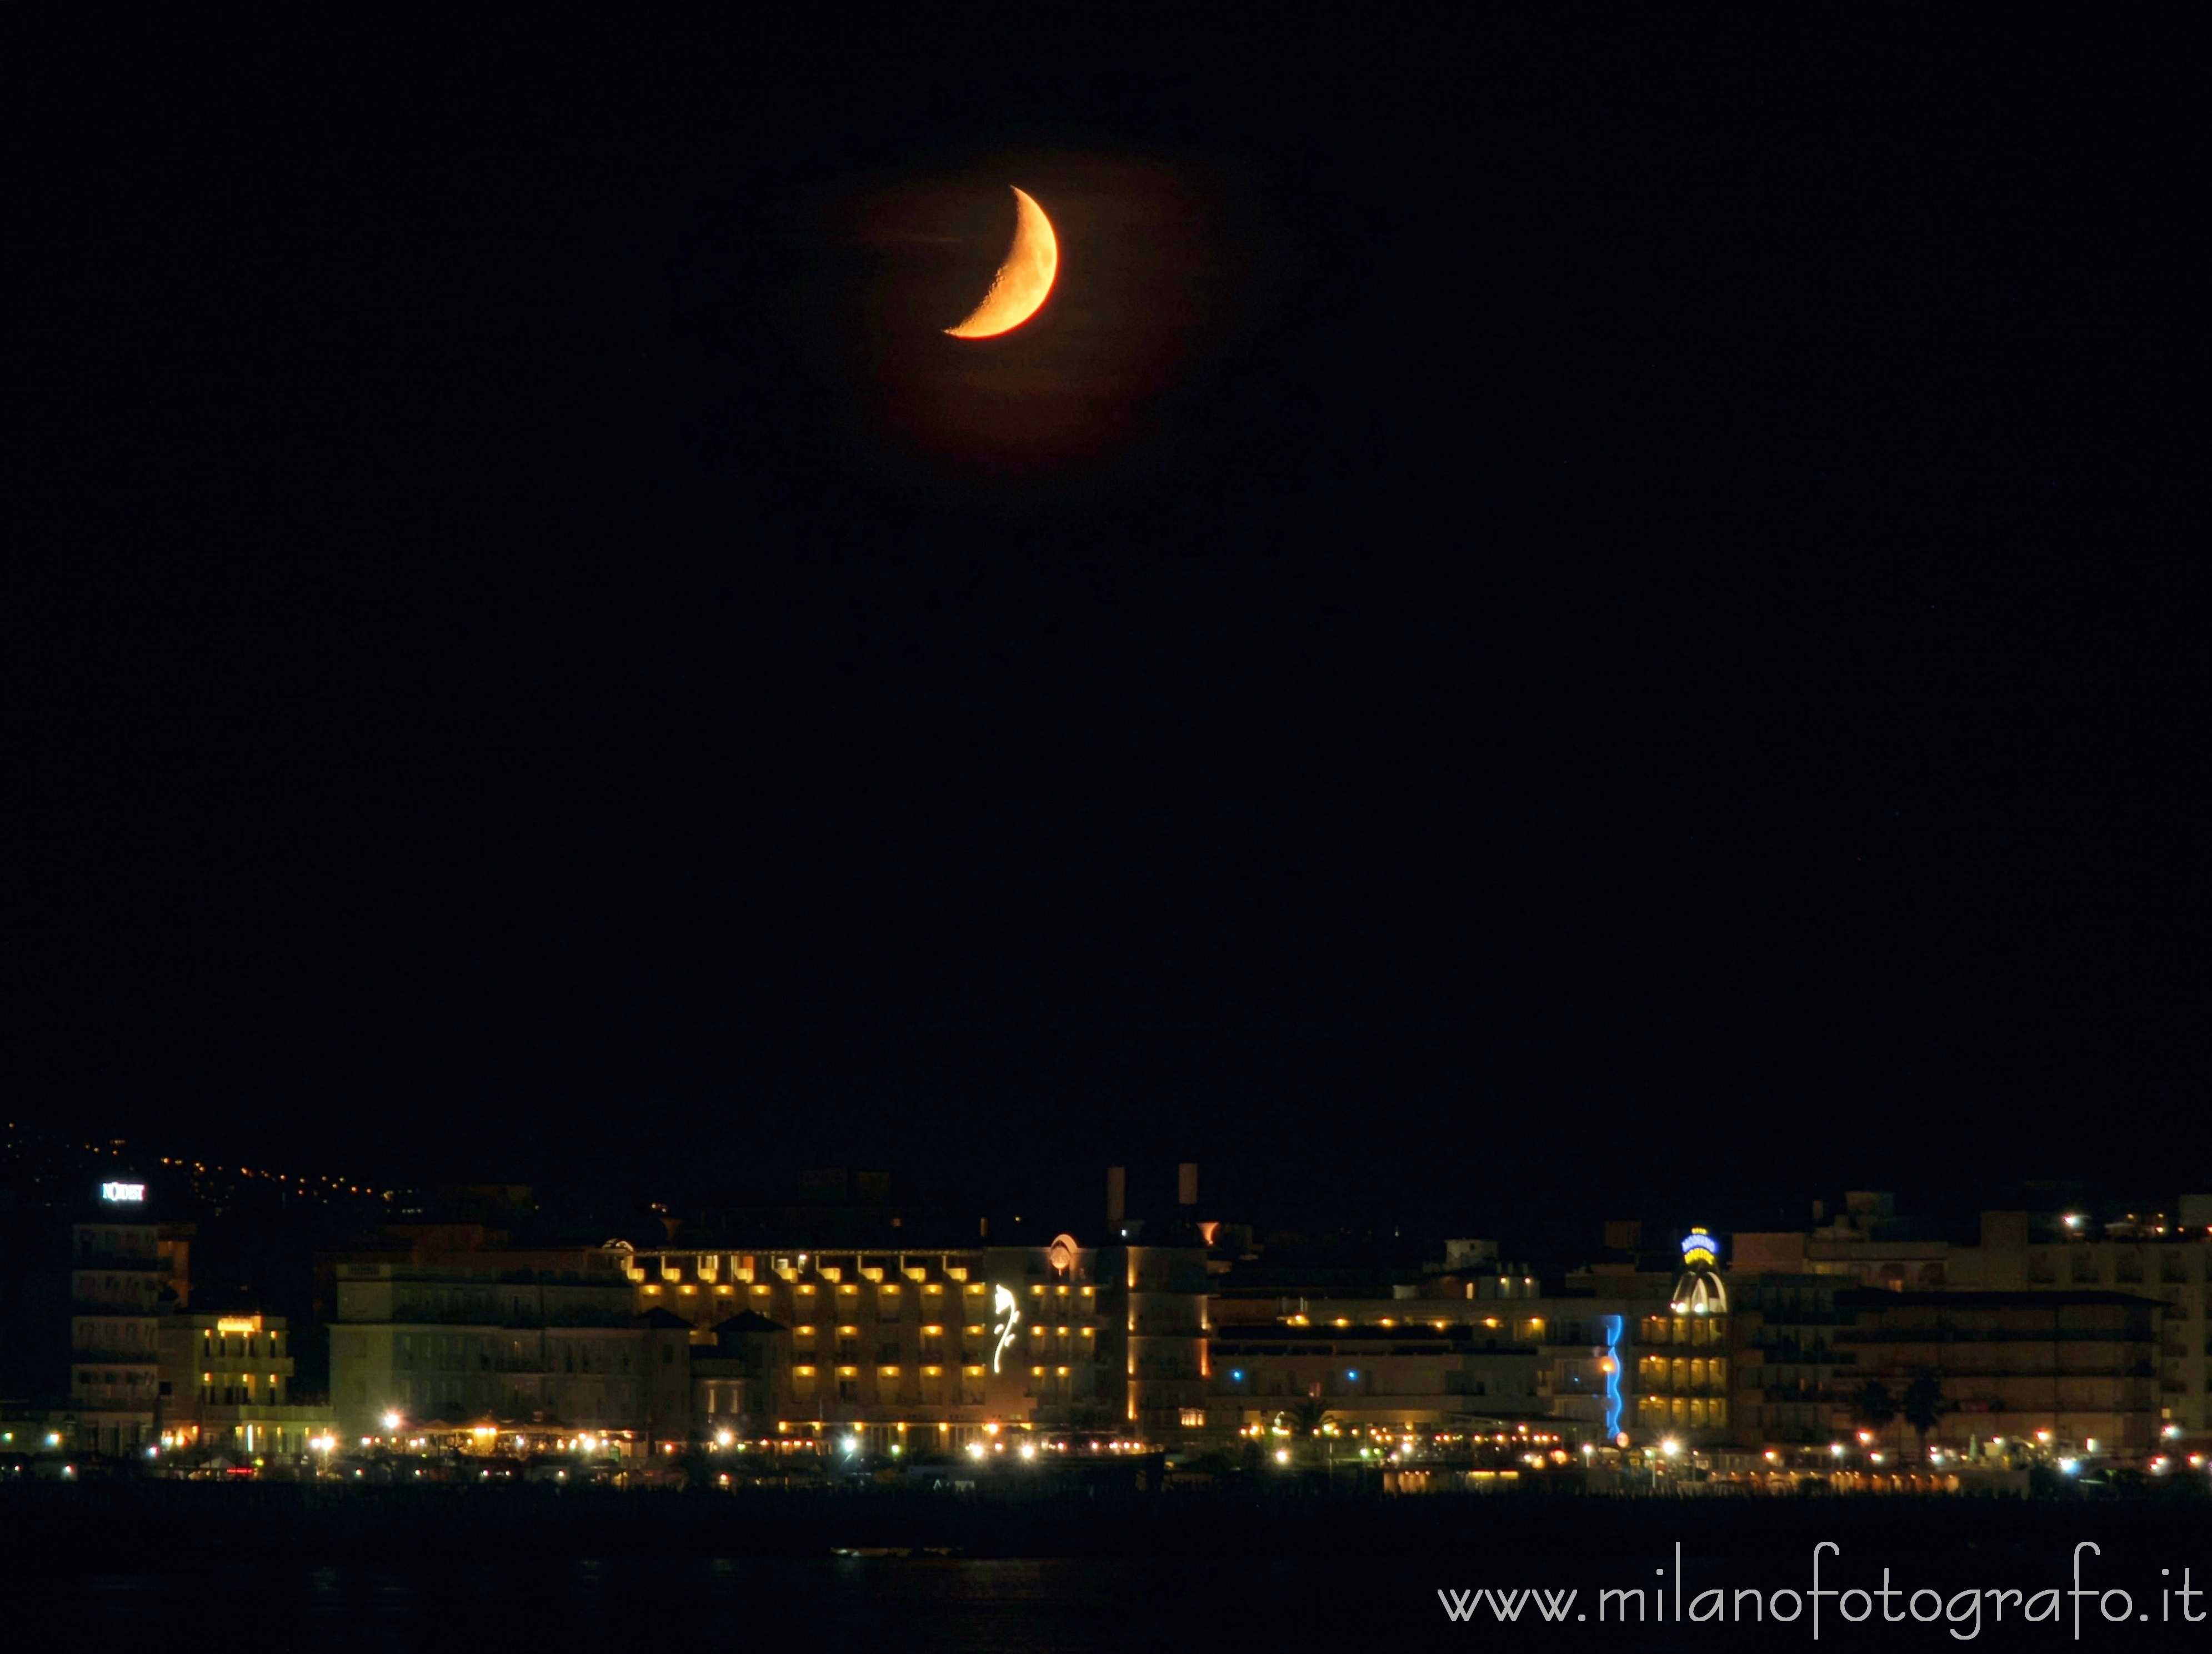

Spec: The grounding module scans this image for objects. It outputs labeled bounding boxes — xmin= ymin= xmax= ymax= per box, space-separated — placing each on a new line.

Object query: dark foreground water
xmin=10 ymin=1486 xmax=2210 ymax=1651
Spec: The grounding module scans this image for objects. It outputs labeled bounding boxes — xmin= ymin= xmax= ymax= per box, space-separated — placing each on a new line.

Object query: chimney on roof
xmin=1177 ymin=1163 xmax=1198 ymax=1207
xmin=1107 ymin=1166 xmax=1126 ymax=1228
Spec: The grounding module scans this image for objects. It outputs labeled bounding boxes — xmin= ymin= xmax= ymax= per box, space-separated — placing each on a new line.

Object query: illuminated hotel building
xmin=156 ymin=1312 xmax=337 ymax=1457
xmin=610 ymin=1237 xmax=1163 ymax=1449
xmin=1632 ymin=1228 xmax=1731 ymax=1438
xmin=1205 ymin=1264 xmax=1693 ymax=1445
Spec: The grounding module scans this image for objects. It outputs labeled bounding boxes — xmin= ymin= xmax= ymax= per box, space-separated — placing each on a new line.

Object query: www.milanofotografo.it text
xmin=1438 ymin=1543 xmax=2204 ymax=1638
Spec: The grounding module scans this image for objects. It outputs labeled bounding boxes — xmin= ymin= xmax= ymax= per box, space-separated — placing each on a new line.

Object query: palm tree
xmin=1850 ymin=1379 xmax=1896 ymax=1457
xmin=1274 ymin=1396 xmax=1334 ymax=1467
xmin=1899 ymin=1373 xmax=1952 ymax=1463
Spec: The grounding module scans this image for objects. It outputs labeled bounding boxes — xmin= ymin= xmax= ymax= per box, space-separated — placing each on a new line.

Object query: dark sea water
xmin=17 ymin=1487 xmax=2212 ymax=1651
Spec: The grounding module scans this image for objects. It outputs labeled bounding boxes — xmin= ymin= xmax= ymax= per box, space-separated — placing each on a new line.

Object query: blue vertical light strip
xmin=1600 ymin=1315 xmax=1624 ymax=1439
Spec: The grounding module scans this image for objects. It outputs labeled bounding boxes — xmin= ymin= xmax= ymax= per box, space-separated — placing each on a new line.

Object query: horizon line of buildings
xmin=9 ymin=1175 xmax=2210 ymax=1472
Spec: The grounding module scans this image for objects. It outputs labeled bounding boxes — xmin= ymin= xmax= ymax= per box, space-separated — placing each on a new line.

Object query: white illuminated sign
xmin=990 ymin=1285 xmax=1021 ymax=1373
xmin=101 ymin=1182 xmax=146 ymax=1203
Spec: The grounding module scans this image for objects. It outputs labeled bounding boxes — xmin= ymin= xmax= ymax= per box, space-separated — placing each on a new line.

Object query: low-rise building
xmin=1207 ymin=1322 xmax=1543 ymax=1431
xmin=156 ymin=1312 xmax=335 ymax=1457
xmin=328 ymin=1257 xmax=691 ymax=1447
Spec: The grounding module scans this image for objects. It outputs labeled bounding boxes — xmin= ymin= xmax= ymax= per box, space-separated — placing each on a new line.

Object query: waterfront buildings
xmin=1733 ymin=1203 xmax=2209 ymax=1440
xmin=66 ymin=1208 xmax=173 ymax=1455
xmin=1833 ymin=1288 xmax=2164 ymax=1457
xmin=156 ymin=1312 xmax=337 ymax=1457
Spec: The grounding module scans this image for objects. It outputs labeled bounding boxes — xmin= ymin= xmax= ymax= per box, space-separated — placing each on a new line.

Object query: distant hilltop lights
xmin=1 ymin=1126 xmax=397 ymax=1203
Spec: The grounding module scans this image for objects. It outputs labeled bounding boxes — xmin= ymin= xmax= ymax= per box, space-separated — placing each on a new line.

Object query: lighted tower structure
xmin=1671 ymin=1227 xmax=1728 ymax=1315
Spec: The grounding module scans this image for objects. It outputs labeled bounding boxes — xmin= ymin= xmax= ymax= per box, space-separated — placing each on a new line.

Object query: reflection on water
xmin=64 ymin=1558 xmax=1326 ymax=1653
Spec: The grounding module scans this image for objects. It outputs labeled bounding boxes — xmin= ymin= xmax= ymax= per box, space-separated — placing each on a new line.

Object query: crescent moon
xmin=945 ymin=187 xmax=1058 ymax=339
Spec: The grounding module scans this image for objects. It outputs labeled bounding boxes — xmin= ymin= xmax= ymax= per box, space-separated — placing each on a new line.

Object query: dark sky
xmin=15 ymin=21 xmax=2199 ymax=1221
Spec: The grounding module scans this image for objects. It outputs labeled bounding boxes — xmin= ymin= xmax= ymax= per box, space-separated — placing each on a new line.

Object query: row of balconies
xmin=625 ymin=1251 xmax=1001 ymax=1288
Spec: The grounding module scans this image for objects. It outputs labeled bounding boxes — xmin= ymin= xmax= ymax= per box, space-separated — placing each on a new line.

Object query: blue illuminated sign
xmin=1599 ymin=1314 xmax=1624 ymax=1440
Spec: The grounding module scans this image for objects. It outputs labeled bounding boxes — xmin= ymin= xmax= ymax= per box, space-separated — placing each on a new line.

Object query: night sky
xmin=17 ymin=22 xmax=2198 ymax=1224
